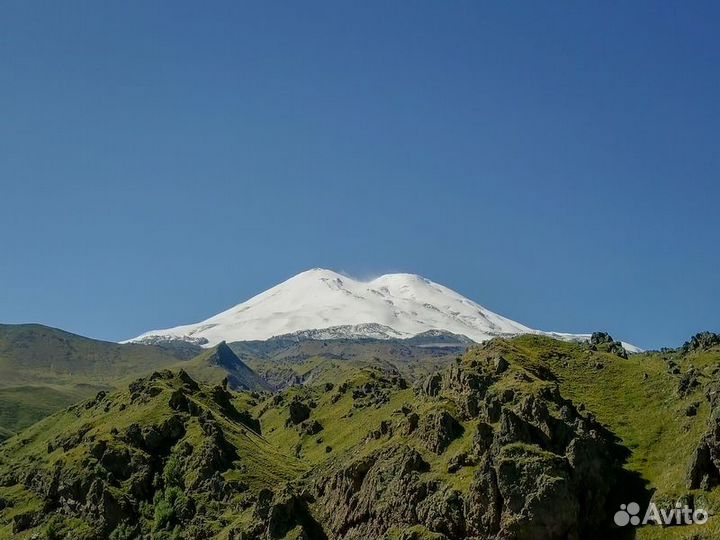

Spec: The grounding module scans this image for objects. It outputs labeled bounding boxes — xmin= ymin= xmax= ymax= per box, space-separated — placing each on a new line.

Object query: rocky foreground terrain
xmin=0 ymin=333 xmax=719 ymax=539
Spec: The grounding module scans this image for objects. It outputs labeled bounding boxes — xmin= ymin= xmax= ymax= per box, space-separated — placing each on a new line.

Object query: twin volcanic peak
xmin=128 ymin=268 xmax=638 ymax=350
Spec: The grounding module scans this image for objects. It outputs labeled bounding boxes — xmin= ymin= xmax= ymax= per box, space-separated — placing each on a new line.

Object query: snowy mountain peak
xmin=293 ymin=267 xmax=346 ymax=280
xmin=127 ymin=268 xmax=639 ymax=351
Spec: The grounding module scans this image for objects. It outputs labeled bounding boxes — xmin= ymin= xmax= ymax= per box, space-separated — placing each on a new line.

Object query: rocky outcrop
xmin=686 ymin=370 xmax=720 ymax=491
xmin=683 ymin=331 xmax=720 ymax=352
xmin=0 ymin=342 xmax=647 ymax=540
xmin=288 ymin=400 xmax=312 ymax=425
xmin=188 ymin=411 xmax=238 ymax=488
xmin=302 ymin=420 xmax=324 ymax=436
xmin=311 ymin=351 xmax=632 ymax=540
xmin=590 ymin=332 xmax=614 ymax=345
xmin=494 ymin=445 xmax=579 ymax=538
xmin=687 ymin=438 xmax=720 ymax=490
xmin=0 ymin=370 xmax=267 ymax=539
xmin=316 ymin=445 xmax=430 ymax=539
xmin=416 ymin=411 xmax=463 ymax=454
xmin=677 ymin=368 xmax=701 ymax=398
xmin=589 ymin=332 xmax=628 ymax=359
xmin=687 ymin=407 xmax=720 ymax=490
xmin=421 ymin=373 xmax=442 ymax=397
xmin=251 ymin=487 xmax=328 ymax=540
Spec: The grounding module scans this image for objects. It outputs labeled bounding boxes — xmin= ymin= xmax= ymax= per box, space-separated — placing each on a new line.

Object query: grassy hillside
xmin=0 ymin=370 xmax=301 ymax=539
xmin=0 ymin=384 xmax=104 ymax=437
xmin=1 ymin=332 xmax=720 ymax=538
xmin=0 ymin=324 xmax=200 ymax=386
xmin=0 ymin=325 xmax=459 ymax=439
xmin=170 ymin=342 xmax=272 ymax=392
xmin=463 ymin=335 xmax=720 ymax=539
xmin=233 ymin=338 xmax=462 ymax=389
xmin=0 ymin=335 xmax=678 ymax=539
xmin=0 ymin=324 xmax=200 ymax=438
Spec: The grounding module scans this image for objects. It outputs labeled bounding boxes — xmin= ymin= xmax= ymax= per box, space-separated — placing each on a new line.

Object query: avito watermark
xmin=614 ymin=501 xmax=708 ymax=527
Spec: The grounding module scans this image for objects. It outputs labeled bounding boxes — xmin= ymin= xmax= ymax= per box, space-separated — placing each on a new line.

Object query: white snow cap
xmin=128 ymin=268 xmax=641 ymax=352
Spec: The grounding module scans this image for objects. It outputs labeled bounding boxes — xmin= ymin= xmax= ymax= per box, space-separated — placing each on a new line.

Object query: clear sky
xmin=1 ymin=2 xmax=718 ymax=350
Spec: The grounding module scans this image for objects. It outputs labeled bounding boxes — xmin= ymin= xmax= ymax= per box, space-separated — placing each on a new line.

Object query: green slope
xmin=460 ymin=335 xmax=720 ymax=539
xmin=0 ymin=323 xmax=461 ymax=438
xmin=1 ymin=338 xmax=635 ymax=539
xmin=233 ymin=338 xmax=461 ymax=390
xmin=0 ymin=324 xmax=200 ymax=438
xmin=0 ymin=384 xmax=102 ymax=436
xmin=0 ymin=324 xmax=199 ymax=386
xmin=171 ymin=342 xmax=272 ymax=392
xmin=1 ymin=332 xmax=720 ymax=539
xmin=0 ymin=370 xmax=302 ymax=539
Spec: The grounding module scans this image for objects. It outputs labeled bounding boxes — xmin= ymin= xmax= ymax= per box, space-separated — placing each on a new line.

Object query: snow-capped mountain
xmin=127 ymin=268 xmax=640 ymax=351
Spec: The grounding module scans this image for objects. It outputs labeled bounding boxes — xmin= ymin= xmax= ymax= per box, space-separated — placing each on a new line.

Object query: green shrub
xmin=153 ymin=494 xmax=175 ymax=531
xmin=162 ymin=454 xmax=184 ymax=488
xmin=153 ymin=486 xmax=189 ymax=532
xmin=109 ymin=521 xmax=137 ymax=540
xmin=45 ymin=515 xmax=63 ymax=540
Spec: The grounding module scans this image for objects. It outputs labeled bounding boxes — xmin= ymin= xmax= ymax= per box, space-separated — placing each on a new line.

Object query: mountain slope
xmin=0 ymin=370 xmax=302 ymax=539
xmin=0 ymin=340 xmax=644 ymax=540
xmin=0 ymin=324 xmax=205 ymax=440
xmin=130 ymin=268 xmax=636 ymax=349
xmin=173 ymin=342 xmax=272 ymax=392
xmin=229 ymin=335 xmax=468 ymax=390
xmin=1 ymin=335 xmax=718 ymax=539
xmin=0 ymin=324 xmax=200 ymax=387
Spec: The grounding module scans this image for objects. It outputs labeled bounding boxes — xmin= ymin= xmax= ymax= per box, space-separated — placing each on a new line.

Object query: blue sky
xmin=1 ymin=1 xmax=718 ymax=349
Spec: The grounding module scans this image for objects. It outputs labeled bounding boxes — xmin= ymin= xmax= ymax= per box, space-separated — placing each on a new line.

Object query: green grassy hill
xmin=0 ymin=324 xmax=201 ymax=439
xmin=0 ymin=370 xmax=301 ymax=539
xmin=0 ymin=324 xmax=200 ymax=385
xmin=231 ymin=337 xmax=463 ymax=389
xmin=1 ymin=331 xmax=720 ymax=538
xmin=0 ymin=325 xmax=458 ymax=439
xmin=170 ymin=342 xmax=272 ymax=392
xmin=495 ymin=335 xmax=720 ymax=540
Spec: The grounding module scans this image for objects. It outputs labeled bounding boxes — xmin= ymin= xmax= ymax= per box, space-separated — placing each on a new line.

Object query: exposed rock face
xmin=473 ymin=422 xmax=495 ymax=454
xmin=437 ymin=362 xmax=496 ymax=419
xmin=590 ymin=332 xmax=628 ymax=359
xmin=288 ymin=400 xmax=311 ymax=425
xmin=316 ymin=445 xmax=431 ymax=539
xmin=250 ymin=487 xmax=328 ymax=540
xmin=302 ymin=420 xmax=324 ymax=436
xmin=0 ymin=343 xmax=644 ymax=540
xmin=417 ymin=411 xmax=463 ymax=454
xmin=312 ymin=353 xmax=631 ymax=540
xmin=189 ymin=411 xmax=238 ymax=488
xmin=683 ymin=331 xmax=720 ymax=352
xmin=0 ymin=370 xmax=266 ymax=539
xmin=687 ymin=437 xmax=720 ymax=491
xmin=685 ymin=369 xmax=720 ymax=492
xmin=495 ymin=445 xmax=579 ymax=538
xmin=677 ymin=368 xmax=701 ymax=398
xmin=590 ymin=332 xmax=614 ymax=345
xmin=687 ymin=401 xmax=720 ymax=490
xmin=421 ymin=373 xmax=443 ymax=397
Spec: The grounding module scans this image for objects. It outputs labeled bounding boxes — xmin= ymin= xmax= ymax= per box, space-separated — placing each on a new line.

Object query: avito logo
xmin=614 ymin=501 xmax=708 ymax=527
